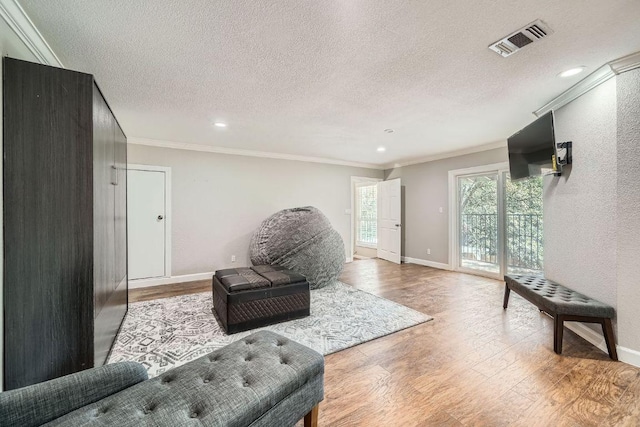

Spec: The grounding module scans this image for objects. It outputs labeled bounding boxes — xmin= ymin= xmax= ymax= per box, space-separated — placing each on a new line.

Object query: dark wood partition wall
xmin=3 ymin=58 xmax=128 ymax=390
xmin=93 ymin=84 xmax=129 ymax=366
xmin=2 ymin=58 xmax=95 ymax=390
xmin=115 ymin=124 xmax=128 ymax=288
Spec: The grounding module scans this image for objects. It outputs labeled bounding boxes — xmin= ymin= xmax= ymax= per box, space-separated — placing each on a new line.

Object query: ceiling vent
xmin=489 ymin=20 xmax=553 ymax=58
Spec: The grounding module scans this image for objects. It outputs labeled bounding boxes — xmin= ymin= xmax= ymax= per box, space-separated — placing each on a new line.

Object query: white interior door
xmin=377 ymin=178 xmax=402 ymax=264
xmin=128 ymin=168 xmax=167 ymax=280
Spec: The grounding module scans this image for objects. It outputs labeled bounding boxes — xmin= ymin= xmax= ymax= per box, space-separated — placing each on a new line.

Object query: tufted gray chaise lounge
xmin=0 ymin=331 xmax=324 ymax=427
xmin=504 ymin=275 xmax=617 ymax=360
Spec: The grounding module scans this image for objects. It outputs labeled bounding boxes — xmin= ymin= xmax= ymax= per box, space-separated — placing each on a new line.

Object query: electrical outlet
xmin=427 ymin=248 xmax=431 ymax=255
xmin=231 ymin=255 xmax=236 ymax=263
xmin=438 ymin=207 xmax=443 ymax=213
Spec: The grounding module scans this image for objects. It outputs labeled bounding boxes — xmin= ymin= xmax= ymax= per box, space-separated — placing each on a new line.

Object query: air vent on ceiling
xmin=489 ymin=19 xmax=553 ymax=58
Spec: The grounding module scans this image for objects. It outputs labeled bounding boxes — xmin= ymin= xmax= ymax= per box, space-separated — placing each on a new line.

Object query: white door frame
xmin=127 ymin=164 xmax=172 ymax=280
xmin=448 ymin=162 xmax=509 ymax=280
xmin=349 ymin=176 xmax=382 ymax=263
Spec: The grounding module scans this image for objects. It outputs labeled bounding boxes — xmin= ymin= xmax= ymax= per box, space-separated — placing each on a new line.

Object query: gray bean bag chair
xmin=250 ymin=206 xmax=345 ymax=289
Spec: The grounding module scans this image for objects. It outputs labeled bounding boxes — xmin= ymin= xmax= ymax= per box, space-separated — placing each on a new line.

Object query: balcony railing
xmin=461 ymin=213 xmax=543 ymax=272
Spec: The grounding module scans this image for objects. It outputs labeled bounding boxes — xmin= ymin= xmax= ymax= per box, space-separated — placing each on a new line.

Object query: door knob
xmin=395 ymin=224 xmax=401 ymax=227
xmin=157 ymin=215 xmax=164 ymax=221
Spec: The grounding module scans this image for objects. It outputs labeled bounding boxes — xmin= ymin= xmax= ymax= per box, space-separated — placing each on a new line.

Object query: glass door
xmin=504 ymin=172 xmax=544 ymax=275
xmin=457 ymin=173 xmax=501 ymax=276
xmin=455 ymin=168 xmax=543 ymax=279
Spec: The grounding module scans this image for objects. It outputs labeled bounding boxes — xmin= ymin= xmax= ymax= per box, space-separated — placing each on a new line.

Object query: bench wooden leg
xmin=554 ymin=314 xmax=564 ymax=355
xmin=304 ymin=404 xmax=319 ymax=427
xmin=602 ymin=318 xmax=618 ymax=361
xmin=503 ymin=284 xmax=511 ymax=309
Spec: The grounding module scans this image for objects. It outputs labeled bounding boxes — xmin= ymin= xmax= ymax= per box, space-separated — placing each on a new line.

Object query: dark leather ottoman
xmin=212 ymin=265 xmax=310 ymax=334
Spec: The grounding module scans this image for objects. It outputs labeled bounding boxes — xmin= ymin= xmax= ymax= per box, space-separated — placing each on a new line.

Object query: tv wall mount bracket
xmin=553 ymin=141 xmax=572 ymax=176
xmin=556 ymin=141 xmax=572 ymax=166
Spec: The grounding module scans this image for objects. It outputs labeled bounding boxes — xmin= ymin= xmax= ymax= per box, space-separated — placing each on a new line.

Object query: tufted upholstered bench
xmin=213 ymin=265 xmax=310 ymax=334
xmin=504 ymin=275 xmax=617 ymax=360
xmin=0 ymin=331 xmax=324 ymax=427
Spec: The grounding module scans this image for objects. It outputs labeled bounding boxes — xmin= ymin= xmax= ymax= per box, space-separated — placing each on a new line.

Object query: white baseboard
xmin=129 ymin=272 xmax=213 ymax=289
xmin=618 ymin=345 xmax=640 ymax=368
xmin=564 ymin=322 xmax=608 ymax=353
xmin=401 ymin=256 xmax=452 ymax=271
xmin=564 ymin=322 xmax=640 ymax=368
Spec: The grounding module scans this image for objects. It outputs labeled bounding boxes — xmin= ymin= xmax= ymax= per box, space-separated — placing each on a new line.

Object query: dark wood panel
xmin=114 ymin=123 xmax=127 ymax=286
xmin=92 ymin=83 xmax=115 ymax=319
xmin=92 ymin=83 xmax=129 ymax=366
xmin=94 ymin=277 xmax=127 ymax=366
xmin=94 ymin=120 xmax=128 ymax=366
xmin=3 ymin=58 xmax=94 ymax=390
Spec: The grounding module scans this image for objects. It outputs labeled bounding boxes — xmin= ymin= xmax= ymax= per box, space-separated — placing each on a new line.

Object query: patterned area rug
xmin=108 ymin=281 xmax=432 ymax=377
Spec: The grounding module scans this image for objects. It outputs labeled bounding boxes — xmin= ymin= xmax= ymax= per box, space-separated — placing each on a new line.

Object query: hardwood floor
xmin=129 ymin=260 xmax=640 ymax=426
xmin=129 ymin=280 xmax=210 ymax=302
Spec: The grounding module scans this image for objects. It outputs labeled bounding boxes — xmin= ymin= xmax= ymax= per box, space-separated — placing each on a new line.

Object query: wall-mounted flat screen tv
xmin=507 ymin=111 xmax=556 ymax=180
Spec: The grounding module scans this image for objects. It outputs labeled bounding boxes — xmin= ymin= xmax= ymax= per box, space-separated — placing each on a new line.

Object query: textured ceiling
xmin=19 ymin=0 xmax=640 ymax=166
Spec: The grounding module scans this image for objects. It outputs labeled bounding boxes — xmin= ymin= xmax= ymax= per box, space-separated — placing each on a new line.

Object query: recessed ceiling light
xmin=377 ymin=147 xmax=386 ymax=152
xmin=558 ymin=67 xmax=585 ymax=78
xmin=384 ymin=128 xmax=394 ymax=133
xmin=213 ymin=122 xmax=227 ymax=128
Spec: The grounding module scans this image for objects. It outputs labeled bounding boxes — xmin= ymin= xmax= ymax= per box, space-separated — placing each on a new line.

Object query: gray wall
xmin=384 ymin=148 xmax=508 ymax=264
xmin=128 ymin=144 xmax=383 ymax=276
xmin=0 ymin=19 xmax=40 ymax=390
xmin=616 ymin=68 xmax=640 ymax=351
xmin=543 ymin=78 xmax=618 ymax=310
xmin=544 ymin=71 xmax=640 ymax=355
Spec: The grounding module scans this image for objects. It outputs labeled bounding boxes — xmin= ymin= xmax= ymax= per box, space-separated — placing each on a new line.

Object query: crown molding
xmin=609 ymin=51 xmax=640 ymax=75
xmin=128 ymin=137 xmax=385 ymax=170
xmin=131 ymin=137 xmax=512 ymax=172
xmin=382 ymin=140 xmax=507 ymax=170
xmin=534 ymin=50 xmax=640 ymax=117
xmin=533 ymin=64 xmax=615 ymax=117
xmin=0 ymin=0 xmax=62 ymax=67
